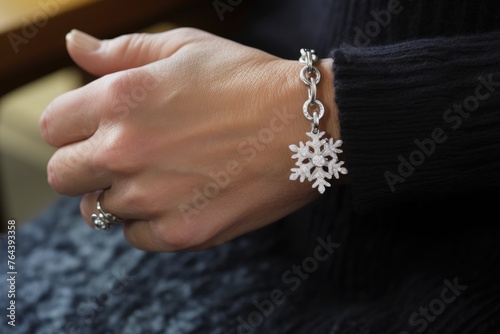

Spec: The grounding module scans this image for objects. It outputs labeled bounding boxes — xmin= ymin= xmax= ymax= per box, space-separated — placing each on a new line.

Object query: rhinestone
xmin=312 ymin=155 xmax=325 ymax=167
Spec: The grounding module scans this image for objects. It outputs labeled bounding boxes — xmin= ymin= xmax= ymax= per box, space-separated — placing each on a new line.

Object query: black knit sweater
xmin=334 ymin=8 xmax=500 ymax=211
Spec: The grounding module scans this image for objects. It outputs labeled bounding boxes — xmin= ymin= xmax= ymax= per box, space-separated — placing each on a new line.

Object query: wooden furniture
xmin=0 ymin=0 xmax=241 ymax=96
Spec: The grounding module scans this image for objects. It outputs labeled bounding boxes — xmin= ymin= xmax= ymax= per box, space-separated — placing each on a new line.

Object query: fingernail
xmin=66 ymin=29 xmax=101 ymax=51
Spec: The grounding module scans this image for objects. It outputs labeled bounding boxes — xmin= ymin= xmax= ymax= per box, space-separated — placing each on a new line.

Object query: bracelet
xmin=289 ymin=49 xmax=348 ymax=194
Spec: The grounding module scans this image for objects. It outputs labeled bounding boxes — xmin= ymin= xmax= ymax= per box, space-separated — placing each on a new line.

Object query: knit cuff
xmin=330 ymin=31 xmax=500 ymax=212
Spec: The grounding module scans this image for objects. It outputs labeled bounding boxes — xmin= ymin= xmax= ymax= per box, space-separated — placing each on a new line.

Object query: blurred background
xmin=0 ymin=66 xmax=75 ymax=224
xmin=0 ymin=0 xmax=253 ymax=232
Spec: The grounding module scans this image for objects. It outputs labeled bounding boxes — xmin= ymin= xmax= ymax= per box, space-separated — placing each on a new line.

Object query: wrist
xmin=273 ymin=57 xmax=340 ymax=139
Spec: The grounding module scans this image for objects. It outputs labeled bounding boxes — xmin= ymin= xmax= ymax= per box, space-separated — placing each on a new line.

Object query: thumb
xmin=65 ymin=29 xmax=178 ymax=76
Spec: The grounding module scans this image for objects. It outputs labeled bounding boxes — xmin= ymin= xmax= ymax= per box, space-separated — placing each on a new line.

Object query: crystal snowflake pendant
xmin=289 ymin=130 xmax=347 ymax=194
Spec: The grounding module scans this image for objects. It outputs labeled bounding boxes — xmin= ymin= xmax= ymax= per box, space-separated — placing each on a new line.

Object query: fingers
xmin=39 ymin=83 xmax=103 ymax=147
xmin=40 ymin=67 xmax=150 ymax=148
xmin=46 ymin=135 xmax=111 ymax=195
xmin=42 ymin=27 xmax=206 ymax=147
xmin=79 ymin=189 xmax=197 ymax=252
xmin=46 ymin=116 xmax=150 ymax=196
xmin=121 ymin=208 xmax=223 ymax=252
xmin=65 ymin=28 xmax=210 ymax=77
xmin=80 ymin=191 xmax=171 ymax=252
xmin=80 ymin=191 xmax=117 ymax=229
xmin=79 ymin=186 xmax=237 ymax=252
xmin=79 ymin=176 xmax=166 ymax=224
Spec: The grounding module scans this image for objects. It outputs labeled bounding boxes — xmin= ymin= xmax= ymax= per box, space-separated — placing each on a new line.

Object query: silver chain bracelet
xmin=289 ymin=49 xmax=348 ymax=194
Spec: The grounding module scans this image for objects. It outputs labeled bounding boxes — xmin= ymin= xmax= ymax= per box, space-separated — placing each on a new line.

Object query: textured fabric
xmin=3 ymin=197 xmax=498 ymax=333
xmin=1 ymin=197 xmax=301 ymax=334
xmin=333 ymin=30 xmax=500 ymax=210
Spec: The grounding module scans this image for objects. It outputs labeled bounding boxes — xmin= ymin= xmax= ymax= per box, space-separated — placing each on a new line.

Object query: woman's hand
xmin=40 ymin=28 xmax=339 ymax=252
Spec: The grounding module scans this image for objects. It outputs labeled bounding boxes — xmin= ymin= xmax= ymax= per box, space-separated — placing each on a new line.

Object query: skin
xmin=39 ymin=28 xmax=342 ymax=252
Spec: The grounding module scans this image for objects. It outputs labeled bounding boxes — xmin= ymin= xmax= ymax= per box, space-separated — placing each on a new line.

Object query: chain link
xmin=299 ymin=49 xmax=324 ymax=132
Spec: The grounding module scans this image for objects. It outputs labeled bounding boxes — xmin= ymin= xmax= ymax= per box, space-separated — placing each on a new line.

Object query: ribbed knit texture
xmin=333 ymin=31 xmax=500 ymax=210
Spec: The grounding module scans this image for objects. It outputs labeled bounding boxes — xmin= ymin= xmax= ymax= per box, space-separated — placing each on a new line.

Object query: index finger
xmin=39 ymin=74 xmax=114 ymax=148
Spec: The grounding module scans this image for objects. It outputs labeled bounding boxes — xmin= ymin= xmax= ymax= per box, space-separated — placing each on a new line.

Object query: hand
xmin=40 ymin=28 xmax=340 ymax=252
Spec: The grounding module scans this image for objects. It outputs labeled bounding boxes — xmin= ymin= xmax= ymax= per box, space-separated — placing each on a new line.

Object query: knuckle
xmin=46 ymin=157 xmax=64 ymax=194
xmin=39 ymin=112 xmax=50 ymax=143
xmin=172 ymin=27 xmax=202 ymax=37
xmin=90 ymin=135 xmax=122 ymax=173
xmin=153 ymin=221 xmax=200 ymax=250
xmin=114 ymin=33 xmax=149 ymax=58
xmin=121 ymin=193 xmax=149 ymax=217
xmin=103 ymin=70 xmax=146 ymax=121
xmin=79 ymin=197 xmax=93 ymax=225
xmin=39 ymin=108 xmax=57 ymax=146
xmin=90 ymin=130 xmax=140 ymax=175
xmin=47 ymin=149 xmax=84 ymax=195
xmin=169 ymin=27 xmax=209 ymax=45
xmin=106 ymin=71 xmax=135 ymax=100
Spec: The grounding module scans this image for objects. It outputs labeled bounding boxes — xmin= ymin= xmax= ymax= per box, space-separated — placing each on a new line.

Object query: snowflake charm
xmin=289 ymin=130 xmax=348 ymax=194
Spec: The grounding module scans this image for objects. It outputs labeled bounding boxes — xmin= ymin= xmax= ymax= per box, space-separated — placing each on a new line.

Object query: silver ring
xmin=92 ymin=191 xmax=124 ymax=231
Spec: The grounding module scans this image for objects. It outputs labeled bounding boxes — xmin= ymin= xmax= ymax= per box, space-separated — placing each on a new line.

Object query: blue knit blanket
xmin=0 ymin=196 xmax=347 ymax=334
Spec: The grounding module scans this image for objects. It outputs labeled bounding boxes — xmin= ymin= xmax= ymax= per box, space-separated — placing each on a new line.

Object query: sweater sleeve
xmin=330 ymin=30 xmax=500 ymax=212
